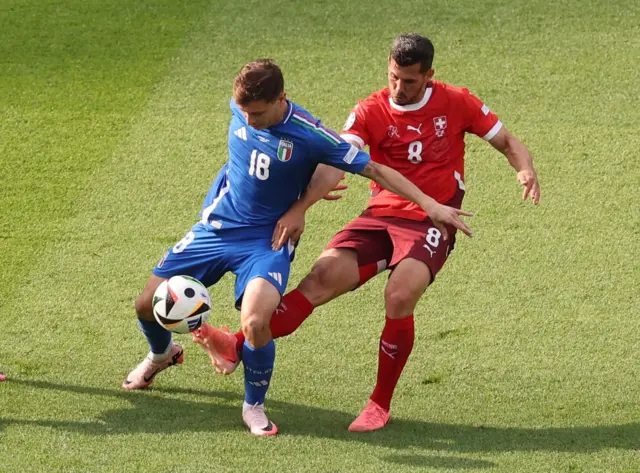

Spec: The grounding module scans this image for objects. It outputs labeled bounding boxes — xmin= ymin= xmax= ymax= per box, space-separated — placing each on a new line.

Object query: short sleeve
xmin=313 ymin=135 xmax=370 ymax=174
xmin=340 ymin=103 xmax=370 ymax=148
xmin=462 ymin=89 xmax=503 ymax=140
xmin=293 ymin=111 xmax=370 ymax=173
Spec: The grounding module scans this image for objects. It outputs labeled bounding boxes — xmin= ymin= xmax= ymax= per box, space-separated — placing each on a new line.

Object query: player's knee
xmin=134 ymin=292 xmax=154 ymax=321
xmin=298 ymin=264 xmax=338 ymax=305
xmin=297 ymin=250 xmax=358 ymax=306
xmin=384 ymin=285 xmax=419 ymax=316
xmin=302 ymin=264 xmax=330 ymax=290
xmin=242 ymin=314 xmax=270 ymax=342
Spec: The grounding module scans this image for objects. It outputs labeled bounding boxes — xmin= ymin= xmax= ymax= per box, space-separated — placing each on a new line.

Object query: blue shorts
xmin=153 ymin=223 xmax=295 ymax=308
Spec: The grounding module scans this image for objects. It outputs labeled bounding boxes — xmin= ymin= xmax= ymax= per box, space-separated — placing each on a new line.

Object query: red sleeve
xmin=340 ymin=102 xmax=370 ymax=148
xmin=462 ymin=89 xmax=503 ymax=140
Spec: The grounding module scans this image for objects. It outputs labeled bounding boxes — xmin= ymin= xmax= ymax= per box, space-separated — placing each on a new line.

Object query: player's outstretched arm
xmin=358 ymin=161 xmax=473 ymax=240
xmin=271 ymin=164 xmax=345 ymax=250
xmin=312 ymin=164 xmax=348 ymax=201
xmin=489 ymin=127 xmax=541 ymax=205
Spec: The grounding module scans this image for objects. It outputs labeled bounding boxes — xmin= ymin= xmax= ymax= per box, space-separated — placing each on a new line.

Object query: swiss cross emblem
xmin=433 ymin=116 xmax=447 ymax=137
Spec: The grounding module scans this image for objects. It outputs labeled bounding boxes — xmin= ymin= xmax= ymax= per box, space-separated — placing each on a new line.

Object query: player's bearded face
xmin=238 ymin=95 xmax=287 ymax=130
xmin=387 ymin=59 xmax=433 ymax=106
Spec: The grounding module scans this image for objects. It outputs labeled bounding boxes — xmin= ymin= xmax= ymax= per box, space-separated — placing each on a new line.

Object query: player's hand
xmin=517 ymin=168 xmax=541 ymax=205
xmin=428 ymin=204 xmax=473 ymax=241
xmin=322 ymin=175 xmax=348 ymax=201
xmin=322 ymin=183 xmax=348 ymax=200
xmin=272 ymin=205 xmax=306 ymax=251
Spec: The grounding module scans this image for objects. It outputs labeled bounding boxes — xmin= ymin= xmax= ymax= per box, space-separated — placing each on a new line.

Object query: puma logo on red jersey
xmin=407 ymin=123 xmax=422 ymax=134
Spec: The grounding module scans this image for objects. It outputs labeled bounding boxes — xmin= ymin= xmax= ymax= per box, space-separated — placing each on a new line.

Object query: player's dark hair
xmin=233 ymin=59 xmax=284 ymax=105
xmin=390 ymin=34 xmax=434 ymax=72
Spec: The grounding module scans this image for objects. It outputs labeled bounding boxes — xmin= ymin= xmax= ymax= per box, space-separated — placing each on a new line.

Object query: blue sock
xmin=243 ymin=339 xmax=275 ymax=405
xmin=138 ymin=318 xmax=172 ymax=355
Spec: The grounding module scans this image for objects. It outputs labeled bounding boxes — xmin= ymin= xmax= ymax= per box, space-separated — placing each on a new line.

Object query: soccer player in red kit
xmin=194 ymin=33 xmax=540 ymax=432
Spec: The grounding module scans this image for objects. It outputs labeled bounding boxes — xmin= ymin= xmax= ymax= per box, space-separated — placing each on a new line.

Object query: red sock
xmin=358 ymin=262 xmax=378 ymax=287
xmin=233 ymin=289 xmax=315 ymax=352
xmin=358 ymin=260 xmax=388 ymax=287
xmin=370 ymin=315 xmax=415 ymax=411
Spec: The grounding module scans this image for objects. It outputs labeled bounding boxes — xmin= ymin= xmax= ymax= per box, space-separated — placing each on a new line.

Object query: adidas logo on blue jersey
xmin=234 ymin=127 xmax=247 ymax=140
xmin=268 ymin=272 xmax=282 ymax=285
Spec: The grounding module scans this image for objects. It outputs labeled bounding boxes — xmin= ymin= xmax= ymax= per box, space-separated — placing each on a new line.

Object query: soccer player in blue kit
xmin=123 ymin=59 xmax=472 ymax=436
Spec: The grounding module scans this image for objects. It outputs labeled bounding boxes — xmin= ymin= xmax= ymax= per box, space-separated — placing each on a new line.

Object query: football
xmin=152 ymin=275 xmax=211 ymax=334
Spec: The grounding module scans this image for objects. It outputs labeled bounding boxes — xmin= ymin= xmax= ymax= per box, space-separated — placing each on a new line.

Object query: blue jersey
xmin=199 ymin=99 xmax=370 ymax=231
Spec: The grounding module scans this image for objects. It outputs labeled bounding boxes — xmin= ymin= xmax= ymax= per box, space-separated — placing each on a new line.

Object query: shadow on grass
xmin=382 ymin=455 xmax=495 ymax=470
xmin=2 ymin=379 xmax=639 ymax=468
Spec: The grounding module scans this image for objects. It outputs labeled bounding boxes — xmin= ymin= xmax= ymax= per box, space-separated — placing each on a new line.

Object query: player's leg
xmin=350 ymin=219 xmax=454 ymax=432
xmin=257 ymin=226 xmax=392 ymax=344
xmin=123 ymin=225 xmax=226 ymax=389
xmin=0 ymin=372 xmax=6 ymax=382
xmin=230 ymin=240 xmax=294 ymax=436
xmin=135 ymin=274 xmax=170 ymax=347
xmin=123 ymin=273 xmax=184 ymax=390
xmin=266 ymin=247 xmax=361 ymax=337
xmin=349 ymin=258 xmax=430 ymax=432
xmin=374 ymin=258 xmax=429 ymax=405
xmin=239 ymin=277 xmax=281 ymax=436
xmin=237 ymin=227 xmax=391 ymax=343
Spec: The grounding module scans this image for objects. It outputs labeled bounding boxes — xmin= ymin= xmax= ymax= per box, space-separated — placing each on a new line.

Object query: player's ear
xmin=426 ymin=68 xmax=435 ymax=80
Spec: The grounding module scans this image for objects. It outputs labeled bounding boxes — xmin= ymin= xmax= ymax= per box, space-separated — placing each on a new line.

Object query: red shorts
xmin=326 ymin=191 xmax=463 ymax=280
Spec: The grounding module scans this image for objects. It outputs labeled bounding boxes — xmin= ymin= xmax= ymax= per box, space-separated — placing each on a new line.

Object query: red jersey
xmin=341 ymin=80 xmax=502 ymax=221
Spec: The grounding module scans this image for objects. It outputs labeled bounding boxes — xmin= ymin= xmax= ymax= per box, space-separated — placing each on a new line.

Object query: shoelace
xmin=245 ymin=403 xmax=268 ymax=427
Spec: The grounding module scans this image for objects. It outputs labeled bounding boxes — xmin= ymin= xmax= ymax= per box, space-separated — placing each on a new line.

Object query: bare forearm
xmin=490 ymin=128 xmax=535 ymax=172
xmin=296 ymin=164 xmax=344 ymax=211
xmin=359 ymin=161 xmax=436 ymax=211
xmin=488 ymin=127 xmax=541 ymax=204
xmin=505 ymin=137 xmax=534 ymax=172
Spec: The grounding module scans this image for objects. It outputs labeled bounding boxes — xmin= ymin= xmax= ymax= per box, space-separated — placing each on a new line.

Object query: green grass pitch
xmin=0 ymin=0 xmax=638 ymax=471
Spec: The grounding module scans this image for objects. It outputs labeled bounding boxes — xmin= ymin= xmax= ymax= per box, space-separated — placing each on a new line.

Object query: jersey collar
xmin=281 ymin=100 xmax=294 ymax=125
xmin=388 ymin=85 xmax=433 ymax=112
xmin=266 ymin=100 xmax=294 ymax=131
